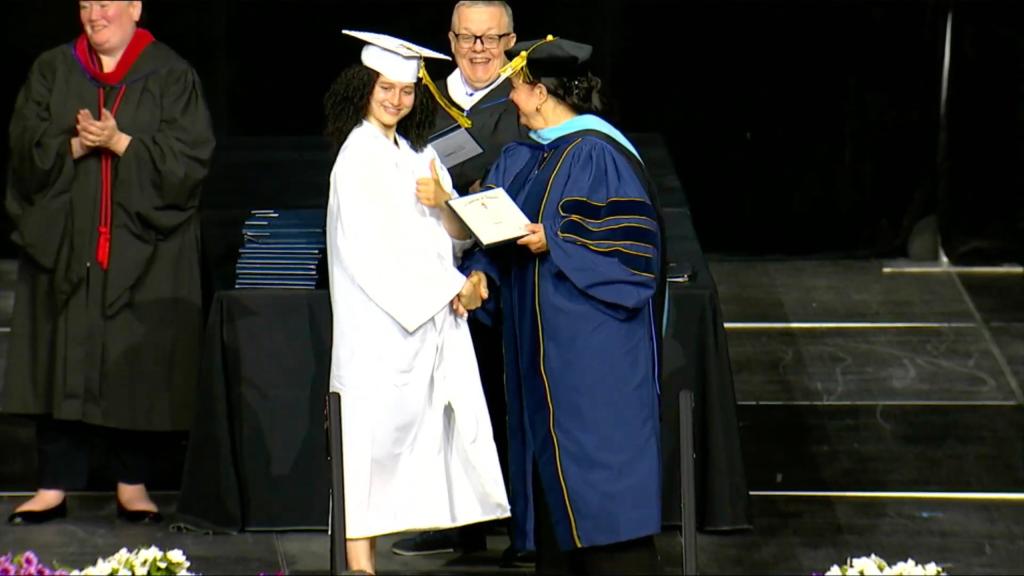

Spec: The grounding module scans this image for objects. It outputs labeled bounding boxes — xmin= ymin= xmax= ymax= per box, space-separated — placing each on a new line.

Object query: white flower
xmin=111 ymin=549 xmax=131 ymax=563
xmin=90 ymin=560 xmax=115 ymax=576
xmin=72 ymin=547 xmax=193 ymax=576
xmin=138 ymin=547 xmax=160 ymax=564
xmin=887 ymin=559 xmax=921 ymax=575
xmin=849 ymin=555 xmax=884 ymax=575
xmin=165 ymin=550 xmax=187 ymax=564
xmin=824 ymin=555 xmax=943 ymax=576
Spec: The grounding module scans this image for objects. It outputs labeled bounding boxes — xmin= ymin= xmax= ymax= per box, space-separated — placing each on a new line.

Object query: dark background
xmin=2 ymin=0 xmax=1022 ymax=263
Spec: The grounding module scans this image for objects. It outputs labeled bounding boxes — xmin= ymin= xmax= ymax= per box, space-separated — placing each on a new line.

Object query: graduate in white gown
xmin=323 ymin=31 xmax=510 ymax=574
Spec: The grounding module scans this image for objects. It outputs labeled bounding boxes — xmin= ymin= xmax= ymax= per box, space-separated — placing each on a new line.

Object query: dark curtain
xmin=941 ymin=0 xmax=1024 ymax=264
xmin=614 ymin=0 xmax=946 ymax=257
xmin=1 ymin=0 xmax=1021 ymax=259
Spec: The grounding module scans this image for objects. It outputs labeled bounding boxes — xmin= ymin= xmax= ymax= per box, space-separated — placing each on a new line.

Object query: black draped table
xmin=175 ymin=289 xmax=333 ymax=532
xmin=659 ymin=207 xmax=751 ymax=531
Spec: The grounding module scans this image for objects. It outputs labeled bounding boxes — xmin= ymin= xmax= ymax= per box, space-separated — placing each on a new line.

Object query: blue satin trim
xmin=529 ymin=114 xmax=641 ymax=161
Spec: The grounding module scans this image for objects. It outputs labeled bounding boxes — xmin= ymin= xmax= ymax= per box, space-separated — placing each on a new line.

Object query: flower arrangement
xmin=69 ymin=547 xmax=191 ymax=576
xmin=0 ymin=551 xmax=68 ymax=575
xmin=823 ymin=554 xmax=944 ymax=575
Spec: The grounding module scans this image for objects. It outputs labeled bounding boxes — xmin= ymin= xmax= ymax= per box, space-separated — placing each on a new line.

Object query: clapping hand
xmin=76 ymin=109 xmax=114 ymax=149
xmin=415 ymin=159 xmax=451 ymax=208
xmin=451 ymin=271 xmax=489 ymax=317
xmin=74 ymin=108 xmax=130 ymax=155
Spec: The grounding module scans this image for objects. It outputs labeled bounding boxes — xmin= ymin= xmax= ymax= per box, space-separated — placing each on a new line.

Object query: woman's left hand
xmin=415 ymin=159 xmax=451 ymax=208
xmin=516 ymin=223 xmax=548 ymax=254
xmin=76 ymin=108 xmax=131 ymax=155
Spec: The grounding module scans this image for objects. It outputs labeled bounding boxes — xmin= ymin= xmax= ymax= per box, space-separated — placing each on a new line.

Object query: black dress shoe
xmin=501 ymin=545 xmax=536 ymax=568
xmin=8 ymin=500 xmax=67 ymax=525
xmin=116 ymin=502 xmax=163 ymax=524
xmin=391 ymin=528 xmax=486 ymax=556
xmin=392 ymin=530 xmax=460 ymax=556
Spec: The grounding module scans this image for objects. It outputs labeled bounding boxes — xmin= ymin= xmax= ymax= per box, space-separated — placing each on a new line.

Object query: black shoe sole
xmin=391 ymin=546 xmax=457 ymax=557
xmin=8 ymin=501 xmax=68 ymax=525
xmin=117 ymin=503 xmax=163 ymax=524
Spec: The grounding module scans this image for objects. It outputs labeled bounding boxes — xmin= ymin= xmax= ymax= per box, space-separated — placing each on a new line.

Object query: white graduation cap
xmin=342 ymin=29 xmax=451 ymax=83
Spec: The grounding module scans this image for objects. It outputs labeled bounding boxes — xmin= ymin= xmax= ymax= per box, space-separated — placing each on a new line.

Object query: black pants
xmin=534 ymin=466 xmax=661 ymax=575
xmin=36 ymin=417 xmax=153 ymax=490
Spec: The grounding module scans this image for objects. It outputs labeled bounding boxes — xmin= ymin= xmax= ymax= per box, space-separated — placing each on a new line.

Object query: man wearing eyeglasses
xmin=390 ymin=1 xmax=533 ymax=568
xmin=432 ymin=0 xmax=527 ymax=194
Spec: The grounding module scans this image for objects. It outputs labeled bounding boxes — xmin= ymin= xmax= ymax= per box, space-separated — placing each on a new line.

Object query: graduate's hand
xmin=463 ymin=271 xmax=489 ymax=308
xmin=453 ymin=271 xmax=489 ymax=316
xmin=468 ymin=179 xmax=482 ymax=193
xmin=416 ymin=159 xmax=451 ymax=208
xmin=516 ymin=223 xmax=548 ymax=254
xmin=451 ymin=295 xmax=467 ymax=318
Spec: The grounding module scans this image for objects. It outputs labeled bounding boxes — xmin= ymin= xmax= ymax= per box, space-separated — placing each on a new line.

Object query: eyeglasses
xmin=451 ymin=32 xmax=513 ymax=49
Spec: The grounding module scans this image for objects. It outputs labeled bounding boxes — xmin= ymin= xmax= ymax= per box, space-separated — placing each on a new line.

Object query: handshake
xmin=451 ymin=270 xmax=488 ymax=318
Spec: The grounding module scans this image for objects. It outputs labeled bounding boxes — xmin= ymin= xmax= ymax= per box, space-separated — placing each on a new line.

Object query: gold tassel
xmin=498 ymin=34 xmax=558 ymax=83
xmin=419 ymin=60 xmax=472 ymax=128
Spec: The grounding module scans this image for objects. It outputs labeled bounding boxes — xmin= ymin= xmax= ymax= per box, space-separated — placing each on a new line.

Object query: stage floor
xmin=1 ymin=492 xmax=1022 ymax=574
xmin=2 ymin=257 xmax=1023 ymax=574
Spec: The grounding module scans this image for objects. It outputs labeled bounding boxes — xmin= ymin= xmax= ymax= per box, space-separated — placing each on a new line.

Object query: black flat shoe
xmin=8 ymin=500 xmax=67 ymax=525
xmin=501 ymin=546 xmax=536 ymax=568
xmin=116 ymin=502 xmax=163 ymax=524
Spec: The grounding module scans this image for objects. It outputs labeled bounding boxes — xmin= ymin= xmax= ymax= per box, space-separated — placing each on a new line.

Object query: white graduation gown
xmin=326 ymin=120 xmax=510 ymax=538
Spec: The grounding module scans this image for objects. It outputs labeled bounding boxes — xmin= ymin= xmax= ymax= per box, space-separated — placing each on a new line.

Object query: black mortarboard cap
xmin=500 ymin=36 xmax=593 ymax=82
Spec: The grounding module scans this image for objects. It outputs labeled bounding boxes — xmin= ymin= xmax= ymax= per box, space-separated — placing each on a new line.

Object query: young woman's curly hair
xmin=324 ymin=64 xmax=437 ymax=152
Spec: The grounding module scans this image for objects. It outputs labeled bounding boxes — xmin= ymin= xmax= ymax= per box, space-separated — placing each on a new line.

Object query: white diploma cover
xmin=429 ymin=125 xmax=484 ymax=168
xmin=446 ymin=188 xmax=531 ymax=248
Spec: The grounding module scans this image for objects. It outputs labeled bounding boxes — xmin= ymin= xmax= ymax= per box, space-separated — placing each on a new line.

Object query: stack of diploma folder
xmin=234 ymin=209 xmax=326 ymax=289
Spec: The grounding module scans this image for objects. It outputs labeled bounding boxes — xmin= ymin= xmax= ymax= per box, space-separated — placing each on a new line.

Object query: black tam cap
xmin=501 ymin=36 xmax=593 ymax=81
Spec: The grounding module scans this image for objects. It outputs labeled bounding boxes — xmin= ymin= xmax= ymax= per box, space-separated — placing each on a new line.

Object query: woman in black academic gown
xmin=3 ymin=0 xmax=215 ymax=524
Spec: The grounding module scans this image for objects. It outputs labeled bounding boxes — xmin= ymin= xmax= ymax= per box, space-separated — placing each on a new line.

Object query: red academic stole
xmin=74 ymin=28 xmax=155 ymax=270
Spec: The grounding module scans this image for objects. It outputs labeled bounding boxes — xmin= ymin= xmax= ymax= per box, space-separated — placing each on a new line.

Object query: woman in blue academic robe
xmin=463 ymin=36 xmax=664 ymax=574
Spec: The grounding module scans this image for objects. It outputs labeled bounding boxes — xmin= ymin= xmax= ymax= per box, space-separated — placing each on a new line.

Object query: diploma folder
xmin=446 ymin=187 xmax=531 ymax=249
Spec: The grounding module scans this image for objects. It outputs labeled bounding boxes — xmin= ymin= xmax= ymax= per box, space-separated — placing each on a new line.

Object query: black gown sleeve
xmin=5 ymin=50 xmax=77 ymax=269
xmin=117 ymin=62 xmax=215 ymax=236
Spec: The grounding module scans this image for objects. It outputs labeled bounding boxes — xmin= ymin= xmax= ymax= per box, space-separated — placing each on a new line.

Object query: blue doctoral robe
xmin=465 ymin=120 xmax=663 ymax=551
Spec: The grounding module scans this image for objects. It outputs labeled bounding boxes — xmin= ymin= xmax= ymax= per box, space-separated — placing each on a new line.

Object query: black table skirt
xmin=175 ymin=289 xmax=333 ymax=532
